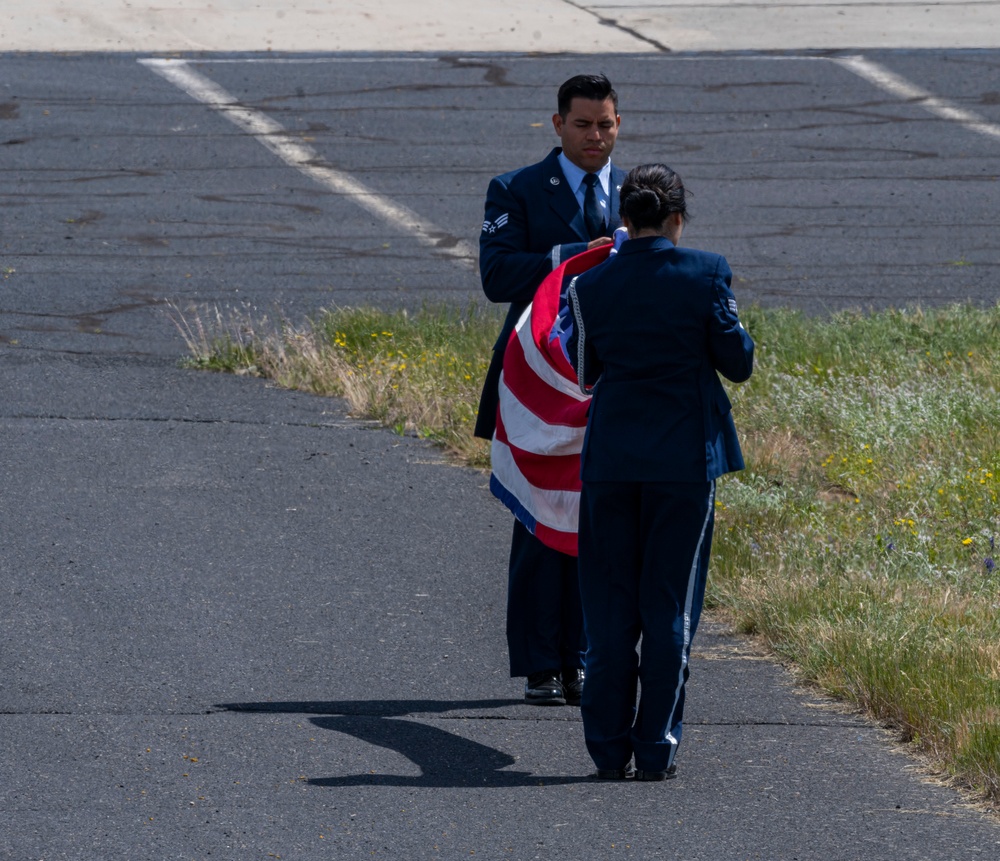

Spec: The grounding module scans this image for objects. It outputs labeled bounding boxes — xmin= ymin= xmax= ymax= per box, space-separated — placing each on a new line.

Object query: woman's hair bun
xmin=618 ymin=164 xmax=687 ymax=230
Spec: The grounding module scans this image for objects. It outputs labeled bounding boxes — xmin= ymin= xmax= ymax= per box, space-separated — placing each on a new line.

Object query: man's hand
xmin=587 ymin=236 xmax=613 ymax=250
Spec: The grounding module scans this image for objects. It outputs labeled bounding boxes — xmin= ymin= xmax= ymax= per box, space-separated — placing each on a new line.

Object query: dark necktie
xmin=582 ymin=173 xmax=604 ymax=240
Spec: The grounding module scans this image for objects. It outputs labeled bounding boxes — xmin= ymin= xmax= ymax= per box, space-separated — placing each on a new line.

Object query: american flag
xmin=489 ymin=243 xmax=614 ymax=556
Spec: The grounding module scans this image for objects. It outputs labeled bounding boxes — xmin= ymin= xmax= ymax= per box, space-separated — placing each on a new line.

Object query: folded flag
xmin=489 ymin=242 xmax=615 ymax=556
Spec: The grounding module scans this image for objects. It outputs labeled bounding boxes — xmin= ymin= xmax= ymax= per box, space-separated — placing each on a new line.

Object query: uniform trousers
xmin=506 ymin=519 xmax=586 ymax=678
xmin=578 ymin=479 xmax=715 ymax=772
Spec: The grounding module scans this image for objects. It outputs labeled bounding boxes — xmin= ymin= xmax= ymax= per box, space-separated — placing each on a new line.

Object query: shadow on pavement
xmin=217 ymin=699 xmax=590 ymax=787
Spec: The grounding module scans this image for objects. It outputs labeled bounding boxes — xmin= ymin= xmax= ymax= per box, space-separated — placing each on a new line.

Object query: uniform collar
xmin=557 ymin=150 xmax=612 ymax=195
xmin=616 ymin=234 xmax=676 ymax=255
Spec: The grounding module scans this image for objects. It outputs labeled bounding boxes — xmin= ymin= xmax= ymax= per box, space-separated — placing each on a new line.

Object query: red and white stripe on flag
xmin=489 ymin=244 xmax=612 ymax=556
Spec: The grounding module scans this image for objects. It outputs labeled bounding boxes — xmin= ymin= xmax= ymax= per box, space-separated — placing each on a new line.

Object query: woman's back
xmin=570 ymin=235 xmax=752 ymax=483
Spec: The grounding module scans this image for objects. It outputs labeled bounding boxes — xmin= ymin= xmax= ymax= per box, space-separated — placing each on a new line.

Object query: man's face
xmin=552 ymin=96 xmax=621 ymax=173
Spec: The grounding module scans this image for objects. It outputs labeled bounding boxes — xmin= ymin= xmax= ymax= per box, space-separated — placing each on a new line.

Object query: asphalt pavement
xmin=3 ymin=3 xmax=1000 ymax=859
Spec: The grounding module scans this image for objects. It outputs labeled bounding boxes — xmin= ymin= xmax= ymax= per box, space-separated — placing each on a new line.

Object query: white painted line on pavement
xmin=138 ymin=58 xmax=476 ymax=266
xmin=139 ymin=52 xmax=996 ymax=268
xmin=189 ymin=56 xmax=449 ymax=64
xmin=835 ymin=55 xmax=1000 ymax=142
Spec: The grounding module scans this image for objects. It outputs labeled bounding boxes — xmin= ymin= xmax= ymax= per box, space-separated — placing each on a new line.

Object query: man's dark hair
xmin=557 ymin=74 xmax=618 ymax=118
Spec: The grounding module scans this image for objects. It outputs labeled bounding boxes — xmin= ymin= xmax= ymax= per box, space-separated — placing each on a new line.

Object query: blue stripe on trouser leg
xmin=579 ymin=480 xmax=715 ymax=774
xmin=632 ymin=481 xmax=714 ymax=772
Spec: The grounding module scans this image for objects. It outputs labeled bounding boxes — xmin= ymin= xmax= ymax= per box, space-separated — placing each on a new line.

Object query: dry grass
xmin=175 ymin=299 xmax=1000 ymax=805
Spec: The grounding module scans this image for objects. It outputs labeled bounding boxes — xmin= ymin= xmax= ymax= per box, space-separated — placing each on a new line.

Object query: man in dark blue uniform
xmin=476 ymin=74 xmax=628 ymax=705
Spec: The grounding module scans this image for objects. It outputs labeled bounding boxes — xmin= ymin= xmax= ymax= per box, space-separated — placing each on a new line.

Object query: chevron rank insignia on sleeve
xmin=482 ymin=213 xmax=509 ymax=234
xmin=728 ymin=298 xmax=738 ymax=315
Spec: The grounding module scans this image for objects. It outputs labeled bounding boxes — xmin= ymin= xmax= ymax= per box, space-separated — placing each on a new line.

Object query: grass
xmin=170 ymin=301 xmax=500 ymax=468
xmin=712 ymin=303 xmax=1000 ymax=801
xmin=173 ymin=299 xmax=1000 ymax=804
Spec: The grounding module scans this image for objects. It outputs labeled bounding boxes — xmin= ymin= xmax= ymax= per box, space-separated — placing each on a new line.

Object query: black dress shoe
xmin=562 ymin=668 xmax=584 ymax=706
xmin=592 ymin=765 xmax=634 ymax=780
xmin=634 ymin=765 xmax=678 ymax=782
xmin=524 ymin=671 xmax=565 ymax=705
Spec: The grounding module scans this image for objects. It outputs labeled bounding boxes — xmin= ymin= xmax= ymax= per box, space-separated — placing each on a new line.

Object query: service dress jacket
xmin=475 ymin=147 xmax=627 ymax=439
xmin=568 ymin=235 xmax=755 ymax=483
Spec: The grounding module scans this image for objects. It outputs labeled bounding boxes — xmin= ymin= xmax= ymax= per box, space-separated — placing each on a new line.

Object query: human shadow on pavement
xmin=216 ymin=699 xmax=592 ymax=787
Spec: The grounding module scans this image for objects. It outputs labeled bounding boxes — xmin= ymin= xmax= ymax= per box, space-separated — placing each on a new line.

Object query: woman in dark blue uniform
xmin=566 ymin=164 xmax=755 ymax=781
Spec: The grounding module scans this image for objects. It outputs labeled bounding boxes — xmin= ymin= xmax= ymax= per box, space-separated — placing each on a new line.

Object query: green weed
xmin=177 ymin=300 xmax=1000 ymax=803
